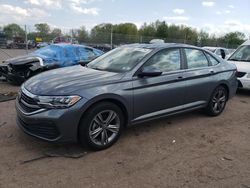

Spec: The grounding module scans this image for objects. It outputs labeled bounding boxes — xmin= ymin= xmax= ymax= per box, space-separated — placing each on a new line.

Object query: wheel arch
xmin=216 ymin=82 xmax=230 ymax=100
xmin=77 ymin=94 xmax=130 ymax=140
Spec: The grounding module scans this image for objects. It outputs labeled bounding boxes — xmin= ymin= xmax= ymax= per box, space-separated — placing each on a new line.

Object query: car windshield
xmin=228 ymin=45 xmax=250 ymax=62
xmin=34 ymin=45 xmax=61 ymax=58
xmin=87 ymin=47 xmax=152 ymax=73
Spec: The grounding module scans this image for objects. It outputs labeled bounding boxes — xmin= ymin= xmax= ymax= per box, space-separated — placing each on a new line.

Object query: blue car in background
xmin=0 ymin=44 xmax=104 ymax=85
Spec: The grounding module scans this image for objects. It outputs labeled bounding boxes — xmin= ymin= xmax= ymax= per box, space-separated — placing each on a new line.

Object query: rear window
xmin=185 ymin=49 xmax=209 ymax=69
xmin=206 ymin=53 xmax=220 ymax=66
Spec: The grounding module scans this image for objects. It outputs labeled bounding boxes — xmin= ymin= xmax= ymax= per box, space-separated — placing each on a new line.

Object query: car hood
xmin=4 ymin=54 xmax=42 ymax=65
xmin=228 ymin=60 xmax=250 ymax=73
xmin=4 ymin=52 xmax=57 ymax=66
xmin=24 ymin=65 xmax=125 ymax=95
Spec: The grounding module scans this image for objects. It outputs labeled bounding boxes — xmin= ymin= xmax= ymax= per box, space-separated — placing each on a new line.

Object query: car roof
xmin=203 ymin=46 xmax=217 ymax=49
xmin=203 ymin=46 xmax=227 ymax=50
xmin=242 ymin=40 xmax=250 ymax=46
xmin=50 ymin=43 xmax=103 ymax=51
xmin=121 ymin=43 xmax=199 ymax=50
xmin=51 ymin=43 xmax=87 ymax=48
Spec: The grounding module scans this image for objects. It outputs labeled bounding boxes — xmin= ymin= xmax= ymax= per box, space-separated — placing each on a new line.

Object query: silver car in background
xmin=203 ymin=46 xmax=230 ymax=59
xmin=16 ymin=43 xmax=238 ymax=150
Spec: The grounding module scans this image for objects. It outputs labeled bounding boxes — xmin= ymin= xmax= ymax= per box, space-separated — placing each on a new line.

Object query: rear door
xmin=182 ymin=48 xmax=216 ymax=106
xmin=132 ymin=48 xmax=186 ymax=121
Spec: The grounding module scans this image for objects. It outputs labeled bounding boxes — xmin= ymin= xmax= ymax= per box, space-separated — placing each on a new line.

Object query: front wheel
xmin=79 ymin=102 xmax=124 ymax=150
xmin=205 ymin=86 xmax=228 ymax=116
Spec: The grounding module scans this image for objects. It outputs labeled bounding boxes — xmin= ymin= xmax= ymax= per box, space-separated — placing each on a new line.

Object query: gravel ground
xmin=0 ymin=91 xmax=250 ymax=188
xmin=0 ymin=50 xmax=250 ymax=188
xmin=0 ymin=82 xmax=19 ymax=94
xmin=0 ymin=48 xmax=34 ymax=62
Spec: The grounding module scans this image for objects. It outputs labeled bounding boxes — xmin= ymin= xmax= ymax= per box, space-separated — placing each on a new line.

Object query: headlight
xmin=37 ymin=95 xmax=81 ymax=109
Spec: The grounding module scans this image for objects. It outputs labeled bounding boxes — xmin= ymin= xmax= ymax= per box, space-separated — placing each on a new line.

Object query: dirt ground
xmin=0 ymin=90 xmax=249 ymax=188
xmin=0 ymin=50 xmax=250 ymax=188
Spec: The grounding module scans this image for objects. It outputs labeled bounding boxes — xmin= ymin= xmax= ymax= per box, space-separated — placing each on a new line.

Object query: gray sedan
xmin=16 ymin=43 xmax=238 ymax=150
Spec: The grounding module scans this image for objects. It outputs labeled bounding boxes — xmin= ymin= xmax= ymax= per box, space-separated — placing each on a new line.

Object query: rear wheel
xmin=79 ymin=102 xmax=124 ymax=150
xmin=205 ymin=86 xmax=228 ymax=116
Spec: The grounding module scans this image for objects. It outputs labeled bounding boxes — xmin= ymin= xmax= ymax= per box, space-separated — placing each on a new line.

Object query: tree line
xmin=1 ymin=21 xmax=247 ymax=48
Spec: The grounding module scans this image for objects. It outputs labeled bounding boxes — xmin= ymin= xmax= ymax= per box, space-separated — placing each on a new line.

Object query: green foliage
xmin=35 ymin=23 xmax=50 ymax=37
xmin=139 ymin=23 xmax=156 ymax=37
xmin=2 ymin=22 xmax=247 ymax=48
xmin=76 ymin=26 xmax=88 ymax=43
xmin=90 ymin=23 xmax=112 ymax=44
xmin=113 ymin=23 xmax=138 ymax=35
xmin=3 ymin=23 xmax=25 ymax=39
xmin=222 ymin=32 xmax=245 ymax=47
xmin=51 ymin=28 xmax=62 ymax=38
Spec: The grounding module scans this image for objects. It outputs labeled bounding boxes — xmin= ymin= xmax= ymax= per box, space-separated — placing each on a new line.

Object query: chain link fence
xmin=0 ymin=24 xmax=240 ymax=50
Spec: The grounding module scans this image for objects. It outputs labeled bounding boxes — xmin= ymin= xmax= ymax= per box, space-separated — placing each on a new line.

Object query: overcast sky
xmin=0 ymin=0 xmax=250 ymax=37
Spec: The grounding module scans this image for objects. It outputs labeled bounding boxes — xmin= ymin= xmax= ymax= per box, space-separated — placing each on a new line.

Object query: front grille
xmin=236 ymin=71 xmax=247 ymax=78
xmin=19 ymin=90 xmax=41 ymax=113
xmin=18 ymin=117 xmax=60 ymax=140
xmin=19 ymin=101 xmax=40 ymax=113
xmin=21 ymin=92 xmax=37 ymax=105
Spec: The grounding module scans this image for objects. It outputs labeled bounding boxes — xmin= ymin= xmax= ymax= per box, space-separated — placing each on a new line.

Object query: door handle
xmin=210 ymin=70 xmax=215 ymax=75
xmin=176 ymin=76 xmax=184 ymax=80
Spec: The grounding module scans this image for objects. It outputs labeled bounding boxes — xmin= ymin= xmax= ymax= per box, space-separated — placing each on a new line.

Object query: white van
xmin=227 ymin=40 xmax=250 ymax=89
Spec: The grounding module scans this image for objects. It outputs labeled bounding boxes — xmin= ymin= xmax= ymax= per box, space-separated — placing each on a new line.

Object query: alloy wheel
xmin=212 ymin=88 xmax=226 ymax=114
xmin=89 ymin=110 xmax=120 ymax=146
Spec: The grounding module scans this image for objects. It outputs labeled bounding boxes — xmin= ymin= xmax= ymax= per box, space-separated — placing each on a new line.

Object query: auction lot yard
xmin=0 ymin=50 xmax=250 ymax=188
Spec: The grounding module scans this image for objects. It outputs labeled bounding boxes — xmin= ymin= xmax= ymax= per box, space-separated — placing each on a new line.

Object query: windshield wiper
xmin=238 ymin=59 xmax=250 ymax=62
xmin=228 ymin=58 xmax=240 ymax=61
xmin=90 ymin=67 xmax=107 ymax=71
xmin=228 ymin=58 xmax=250 ymax=62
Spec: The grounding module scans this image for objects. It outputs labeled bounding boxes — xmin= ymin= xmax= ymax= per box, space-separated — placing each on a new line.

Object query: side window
xmin=206 ymin=53 xmax=220 ymax=66
xmin=185 ymin=49 xmax=209 ymax=69
xmin=143 ymin=49 xmax=181 ymax=72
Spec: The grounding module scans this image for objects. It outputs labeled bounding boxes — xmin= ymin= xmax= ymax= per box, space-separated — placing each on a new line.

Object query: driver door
xmin=132 ymin=48 xmax=186 ymax=122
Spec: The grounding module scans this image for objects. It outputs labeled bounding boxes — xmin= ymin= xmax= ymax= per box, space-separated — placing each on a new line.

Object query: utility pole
xmin=25 ymin=25 xmax=28 ymax=54
xmin=110 ymin=26 xmax=113 ymax=49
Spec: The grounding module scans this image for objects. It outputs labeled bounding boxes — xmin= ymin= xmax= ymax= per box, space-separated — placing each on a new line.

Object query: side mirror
xmin=138 ymin=67 xmax=162 ymax=78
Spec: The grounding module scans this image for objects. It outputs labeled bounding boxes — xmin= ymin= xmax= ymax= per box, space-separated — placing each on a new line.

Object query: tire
xmin=205 ymin=86 xmax=228 ymax=116
xmin=79 ymin=102 xmax=124 ymax=150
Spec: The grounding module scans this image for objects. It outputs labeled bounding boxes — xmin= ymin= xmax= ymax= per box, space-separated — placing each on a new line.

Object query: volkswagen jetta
xmin=16 ymin=43 xmax=237 ymax=150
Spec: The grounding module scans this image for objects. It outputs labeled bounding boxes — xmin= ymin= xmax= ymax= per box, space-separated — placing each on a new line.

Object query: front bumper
xmin=238 ymin=76 xmax=250 ymax=90
xmin=15 ymin=97 xmax=88 ymax=143
xmin=0 ymin=65 xmax=25 ymax=84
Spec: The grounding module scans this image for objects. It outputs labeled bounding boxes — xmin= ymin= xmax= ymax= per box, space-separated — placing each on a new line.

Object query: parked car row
xmin=15 ymin=43 xmax=238 ymax=150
